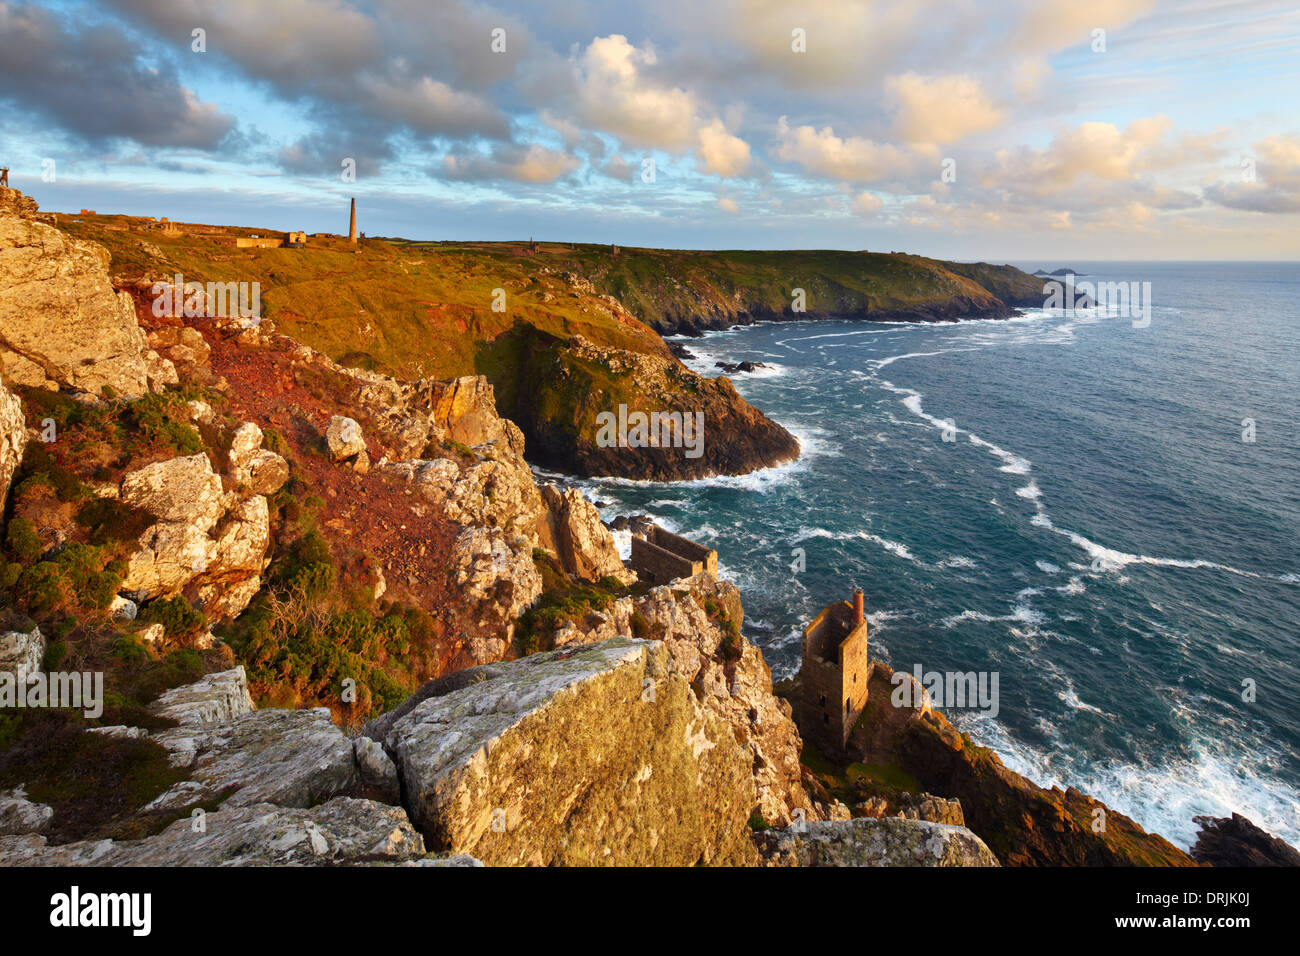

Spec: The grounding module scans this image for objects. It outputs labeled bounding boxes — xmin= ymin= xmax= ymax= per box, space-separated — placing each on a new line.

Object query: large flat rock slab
xmin=147 ymin=708 xmax=359 ymax=811
xmin=377 ymin=636 xmax=757 ymax=866
xmin=0 ymin=798 xmax=423 ymax=866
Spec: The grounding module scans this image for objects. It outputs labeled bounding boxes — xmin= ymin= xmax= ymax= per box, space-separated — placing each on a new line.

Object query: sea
xmin=539 ymin=261 xmax=1300 ymax=852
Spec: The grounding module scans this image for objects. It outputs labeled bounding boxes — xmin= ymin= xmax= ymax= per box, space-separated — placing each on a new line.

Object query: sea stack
xmin=348 ymin=197 xmax=357 ymax=244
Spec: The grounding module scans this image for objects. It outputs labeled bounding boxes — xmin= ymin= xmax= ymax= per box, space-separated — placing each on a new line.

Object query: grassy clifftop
xmin=58 ymin=217 xmax=1042 ymax=478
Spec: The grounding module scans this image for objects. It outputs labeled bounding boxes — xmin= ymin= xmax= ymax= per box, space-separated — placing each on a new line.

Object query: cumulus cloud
xmin=852 ymin=191 xmax=883 ymax=215
xmin=574 ymin=34 xmax=697 ymax=150
xmin=0 ymin=1 xmax=234 ymax=148
xmin=774 ymin=117 xmax=915 ymax=182
xmin=697 ymin=119 xmax=751 ymax=177
xmin=982 ymin=116 xmax=1208 ymax=195
xmin=443 ymin=142 xmax=579 ymax=183
xmin=886 ymin=73 xmax=1004 ymax=145
xmin=717 ymin=196 xmax=739 ymax=214
xmin=1205 ymin=134 xmax=1300 ymax=213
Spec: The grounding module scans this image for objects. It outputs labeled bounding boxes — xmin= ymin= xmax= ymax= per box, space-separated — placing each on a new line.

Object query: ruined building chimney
xmin=348 ymin=197 xmax=357 ymax=244
xmin=853 ymin=588 xmax=864 ymax=627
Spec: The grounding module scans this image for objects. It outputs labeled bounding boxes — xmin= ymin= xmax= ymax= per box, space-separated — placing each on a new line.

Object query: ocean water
xmin=547 ymin=261 xmax=1300 ymax=851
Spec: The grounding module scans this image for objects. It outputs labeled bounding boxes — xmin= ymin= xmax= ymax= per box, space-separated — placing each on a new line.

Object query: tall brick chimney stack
xmin=348 ymin=197 xmax=357 ymax=244
xmin=853 ymin=588 xmax=864 ymax=627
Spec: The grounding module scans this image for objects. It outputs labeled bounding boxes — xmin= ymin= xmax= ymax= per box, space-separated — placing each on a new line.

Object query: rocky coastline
xmin=1 ymin=186 xmax=1291 ymax=868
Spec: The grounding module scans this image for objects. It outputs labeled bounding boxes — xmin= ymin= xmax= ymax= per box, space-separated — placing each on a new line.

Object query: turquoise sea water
xmin=546 ymin=261 xmax=1300 ymax=850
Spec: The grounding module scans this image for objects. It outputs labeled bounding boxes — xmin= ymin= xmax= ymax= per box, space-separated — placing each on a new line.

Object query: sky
xmin=2 ymin=0 xmax=1299 ymax=259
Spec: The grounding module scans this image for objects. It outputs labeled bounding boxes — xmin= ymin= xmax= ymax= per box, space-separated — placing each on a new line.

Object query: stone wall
xmin=800 ymin=601 xmax=869 ymax=754
xmin=628 ymin=525 xmax=718 ymax=584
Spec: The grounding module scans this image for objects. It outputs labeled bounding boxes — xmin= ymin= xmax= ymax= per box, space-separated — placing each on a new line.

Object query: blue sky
xmin=2 ymin=0 xmax=1299 ymax=258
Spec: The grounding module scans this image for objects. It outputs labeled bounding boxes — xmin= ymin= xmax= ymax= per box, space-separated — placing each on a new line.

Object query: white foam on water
xmin=1016 ymin=481 xmax=1042 ymax=500
xmin=1036 ymin=560 xmax=1061 ymax=573
xmin=942 ymin=603 xmax=1047 ymax=629
xmin=610 ymin=529 xmax=632 ymax=561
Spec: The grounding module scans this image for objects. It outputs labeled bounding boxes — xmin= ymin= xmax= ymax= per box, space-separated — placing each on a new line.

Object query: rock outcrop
xmin=370 ymin=637 xmax=759 ymax=866
xmin=759 ymin=817 xmax=999 ymax=867
xmin=146 ymin=708 xmax=360 ymax=811
xmin=510 ymin=331 xmax=801 ymax=481
xmin=0 ymin=626 xmax=44 ymax=674
xmin=148 ymin=665 xmax=256 ymax=726
xmin=0 ymin=787 xmax=53 ymax=836
xmin=539 ymin=483 xmax=633 ymax=583
xmin=841 ymin=662 xmax=1195 ymax=866
xmin=534 ymin=577 xmax=816 ymax=827
xmin=0 ymin=374 xmax=24 ymax=507
xmin=1191 ymin=813 xmax=1300 ymax=867
xmin=0 ymin=190 xmax=175 ymax=398
xmin=325 ymin=415 xmax=366 ymax=460
xmin=0 ymin=798 xmax=424 ymax=867
xmin=118 ymin=449 xmax=274 ymax=620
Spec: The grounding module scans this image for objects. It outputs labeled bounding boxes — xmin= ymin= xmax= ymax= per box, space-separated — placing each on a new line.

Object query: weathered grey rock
xmin=119 ymin=453 xmax=270 ymax=617
xmin=759 ymin=817 xmax=999 ymax=867
xmin=148 ymin=665 xmax=255 ymax=726
xmin=353 ymin=736 xmax=401 ymax=804
xmin=0 ymin=374 xmax=24 ymax=508
xmin=378 ymin=636 xmax=758 ymax=866
xmin=0 ymin=207 xmax=169 ymax=398
xmin=325 ymin=415 xmax=365 ymax=460
xmin=88 ymin=725 xmax=148 ymax=740
xmin=146 ymin=708 xmax=358 ymax=811
xmin=0 ymin=626 xmax=43 ymax=674
xmin=854 ymin=792 xmax=965 ymax=826
xmin=538 ymin=578 xmax=816 ymax=827
xmin=135 ymin=622 xmax=165 ymax=645
xmin=0 ymin=787 xmax=53 ymax=836
xmin=146 ymin=326 xmax=211 ymax=373
xmin=401 ymin=853 xmax=484 ymax=867
xmin=109 ymin=594 xmax=138 ymax=621
xmin=446 ymin=525 xmax=542 ymax=663
xmin=0 ymin=798 xmax=424 ymax=866
xmin=120 ymin=453 xmax=224 ymax=525
xmin=227 ymin=421 xmax=288 ymax=495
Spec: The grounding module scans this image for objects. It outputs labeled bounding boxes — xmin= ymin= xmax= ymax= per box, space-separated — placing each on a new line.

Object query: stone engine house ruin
xmin=628 ymin=525 xmax=718 ymax=584
xmin=800 ymin=589 xmax=869 ymax=754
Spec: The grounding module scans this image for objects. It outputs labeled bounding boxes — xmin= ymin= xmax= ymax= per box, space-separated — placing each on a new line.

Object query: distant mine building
xmin=79 ymin=208 xmax=96 ymax=215
xmin=800 ymin=589 xmax=869 ymax=754
xmin=348 ymin=197 xmax=357 ymax=244
xmin=286 ymin=231 xmax=307 ymax=248
xmin=628 ymin=524 xmax=717 ymax=584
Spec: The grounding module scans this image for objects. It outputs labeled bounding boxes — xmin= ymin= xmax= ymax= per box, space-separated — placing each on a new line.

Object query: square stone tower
xmin=800 ymin=589 xmax=869 ymax=755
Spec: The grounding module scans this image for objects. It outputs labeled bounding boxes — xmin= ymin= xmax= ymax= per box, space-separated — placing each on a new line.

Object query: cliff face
xmin=0 ymin=191 xmax=175 ymax=398
xmin=839 ymin=663 xmax=1196 ymax=866
xmin=0 ymin=375 xmax=24 ymax=508
xmin=510 ymin=330 xmax=800 ymax=480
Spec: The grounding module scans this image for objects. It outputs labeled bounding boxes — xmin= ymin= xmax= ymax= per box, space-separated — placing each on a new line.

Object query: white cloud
xmin=886 ymin=73 xmax=1004 ymax=145
xmin=443 ymin=142 xmax=579 ymax=182
xmin=575 ymin=34 xmax=697 ymax=149
xmin=697 ymin=119 xmax=751 ymax=177
xmin=775 ymin=116 xmax=914 ymax=182
xmin=852 ymin=191 xmax=883 ymax=214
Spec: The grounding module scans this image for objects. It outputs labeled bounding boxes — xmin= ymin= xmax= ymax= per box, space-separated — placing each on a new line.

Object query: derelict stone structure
xmin=800 ymin=589 xmax=869 ymax=754
xmin=628 ymin=525 xmax=718 ymax=584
